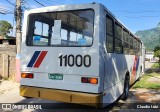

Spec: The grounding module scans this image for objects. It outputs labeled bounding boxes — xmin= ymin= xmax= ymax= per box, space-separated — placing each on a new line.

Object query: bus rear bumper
xmin=20 ymin=85 xmax=103 ymax=107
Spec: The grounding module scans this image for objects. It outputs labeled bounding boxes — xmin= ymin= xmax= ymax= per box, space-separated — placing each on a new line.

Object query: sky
xmin=0 ymin=0 xmax=160 ymax=36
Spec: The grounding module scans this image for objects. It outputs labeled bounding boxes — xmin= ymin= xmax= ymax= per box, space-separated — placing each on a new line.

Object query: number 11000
xmin=58 ymin=54 xmax=91 ymax=67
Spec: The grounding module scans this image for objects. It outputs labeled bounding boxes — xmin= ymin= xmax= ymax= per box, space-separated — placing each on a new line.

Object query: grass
xmin=133 ymin=72 xmax=160 ymax=89
xmin=151 ymin=62 xmax=160 ymax=68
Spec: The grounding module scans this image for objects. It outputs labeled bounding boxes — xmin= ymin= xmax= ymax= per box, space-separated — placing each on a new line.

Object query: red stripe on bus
xmin=131 ymin=55 xmax=138 ymax=83
xmin=34 ymin=51 xmax=48 ymax=68
xmin=131 ymin=56 xmax=138 ymax=83
xmin=133 ymin=56 xmax=138 ymax=75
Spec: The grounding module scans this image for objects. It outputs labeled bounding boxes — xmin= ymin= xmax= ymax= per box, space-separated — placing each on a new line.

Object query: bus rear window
xmin=26 ymin=9 xmax=94 ymax=47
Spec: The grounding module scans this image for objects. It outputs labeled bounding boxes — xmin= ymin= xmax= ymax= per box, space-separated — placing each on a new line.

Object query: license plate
xmin=48 ymin=74 xmax=63 ymax=80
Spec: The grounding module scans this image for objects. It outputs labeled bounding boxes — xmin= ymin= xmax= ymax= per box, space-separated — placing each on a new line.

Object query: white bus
xmin=20 ymin=3 xmax=145 ymax=107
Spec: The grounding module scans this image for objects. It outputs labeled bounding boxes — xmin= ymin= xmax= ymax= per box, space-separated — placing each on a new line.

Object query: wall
xmin=0 ymin=45 xmax=16 ymax=79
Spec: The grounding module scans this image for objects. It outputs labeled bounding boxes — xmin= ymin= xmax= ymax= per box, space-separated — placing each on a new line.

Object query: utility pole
xmin=15 ymin=0 xmax=22 ymax=82
xmin=16 ymin=0 xmax=22 ymax=54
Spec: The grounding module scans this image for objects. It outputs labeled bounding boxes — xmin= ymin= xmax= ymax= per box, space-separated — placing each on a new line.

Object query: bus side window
xmin=123 ymin=30 xmax=130 ymax=54
xmin=130 ymin=35 xmax=134 ymax=55
xmin=136 ymin=40 xmax=140 ymax=55
xmin=115 ymin=22 xmax=123 ymax=54
xmin=106 ymin=16 xmax=114 ymax=53
xmin=133 ymin=38 xmax=137 ymax=55
xmin=138 ymin=41 xmax=140 ymax=55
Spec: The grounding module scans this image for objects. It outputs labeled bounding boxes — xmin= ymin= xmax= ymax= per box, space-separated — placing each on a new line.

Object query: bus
xmin=20 ymin=3 xmax=145 ymax=107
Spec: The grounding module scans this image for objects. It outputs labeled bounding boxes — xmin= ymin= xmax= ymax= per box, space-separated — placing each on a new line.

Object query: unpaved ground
xmin=145 ymin=61 xmax=154 ymax=69
xmin=129 ymin=61 xmax=160 ymax=103
xmin=0 ymin=80 xmax=19 ymax=95
xmin=130 ymin=88 xmax=160 ymax=103
xmin=148 ymin=75 xmax=160 ymax=83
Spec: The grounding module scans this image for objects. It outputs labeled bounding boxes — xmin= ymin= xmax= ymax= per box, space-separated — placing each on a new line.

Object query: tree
xmin=0 ymin=20 xmax=13 ymax=36
xmin=154 ymin=45 xmax=160 ymax=68
xmin=158 ymin=22 xmax=160 ymax=28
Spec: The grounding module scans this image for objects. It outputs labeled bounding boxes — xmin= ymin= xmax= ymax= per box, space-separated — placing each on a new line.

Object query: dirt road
xmin=145 ymin=61 xmax=154 ymax=70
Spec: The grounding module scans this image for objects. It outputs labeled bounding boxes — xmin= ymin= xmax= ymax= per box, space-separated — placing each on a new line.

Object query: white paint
xmin=51 ymin=20 xmax=62 ymax=45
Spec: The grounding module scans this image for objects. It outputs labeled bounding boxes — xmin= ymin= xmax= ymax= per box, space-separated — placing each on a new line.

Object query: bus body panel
xmin=101 ymin=8 xmax=143 ymax=105
xmin=103 ymin=54 xmax=142 ymax=104
xmin=21 ymin=3 xmax=103 ymax=93
xmin=142 ymin=43 xmax=145 ymax=74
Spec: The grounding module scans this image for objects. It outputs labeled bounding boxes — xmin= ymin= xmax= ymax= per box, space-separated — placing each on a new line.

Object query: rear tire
xmin=121 ymin=76 xmax=129 ymax=100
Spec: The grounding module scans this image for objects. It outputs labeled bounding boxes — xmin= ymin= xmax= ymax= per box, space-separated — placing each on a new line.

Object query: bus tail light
xmin=21 ymin=73 xmax=34 ymax=78
xmin=81 ymin=77 xmax=98 ymax=84
xmin=90 ymin=78 xmax=98 ymax=84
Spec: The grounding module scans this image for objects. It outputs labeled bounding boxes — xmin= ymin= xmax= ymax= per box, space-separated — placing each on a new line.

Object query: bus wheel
xmin=121 ymin=76 xmax=129 ymax=100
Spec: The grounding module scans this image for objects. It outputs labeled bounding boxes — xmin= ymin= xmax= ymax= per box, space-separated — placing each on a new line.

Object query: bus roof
xmin=101 ymin=3 xmax=142 ymax=43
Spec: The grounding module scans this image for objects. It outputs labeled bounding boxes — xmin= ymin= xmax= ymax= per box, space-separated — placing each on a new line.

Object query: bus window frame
xmin=33 ymin=21 xmax=50 ymax=46
xmin=114 ymin=22 xmax=123 ymax=54
xmin=123 ymin=29 xmax=130 ymax=55
xmin=106 ymin=14 xmax=114 ymax=53
xmin=25 ymin=9 xmax=95 ymax=47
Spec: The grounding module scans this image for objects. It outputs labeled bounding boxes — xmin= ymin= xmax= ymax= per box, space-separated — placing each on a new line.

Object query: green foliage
xmin=158 ymin=22 xmax=160 ymax=28
xmin=135 ymin=27 xmax=160 ymax=51
xmin=133 ymin=73 xmax=160 ymax=89
xmin=154 ymin=45 xmax=160 ymax=67
xmin=0 ymin=20 xmax=13 ymax=36
xmin=154 ymin=50 xmax=160 ymax=58
xmin=154 ymin=45 xmax=160 ymax=58
xmin=151 ymin=63 xmax=159 ymax=68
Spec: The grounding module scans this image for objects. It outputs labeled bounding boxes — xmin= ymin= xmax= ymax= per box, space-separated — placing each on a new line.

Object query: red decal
xmin=34 ymin=51 xmax=48 ymax=68
xmin=131 ymin=56 xmax=138 ymax=83
xmin=133 ymin=56 xmax=138 ymax=75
